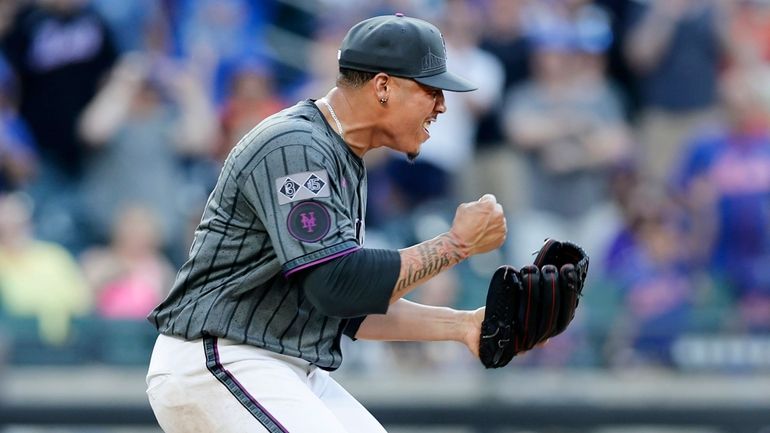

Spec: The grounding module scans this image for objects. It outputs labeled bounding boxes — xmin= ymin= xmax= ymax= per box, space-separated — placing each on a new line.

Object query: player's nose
xmin=434 ymin=90 xmax=446 ymax=114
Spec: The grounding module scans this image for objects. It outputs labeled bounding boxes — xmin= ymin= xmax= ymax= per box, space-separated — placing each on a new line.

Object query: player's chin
xmin=411 ymin=131 xmax=430 ymax=152
xmin=406 ymin=150 xmax=420 ymax=163
xmin=405 ymin=141 xmax=423 ymax=162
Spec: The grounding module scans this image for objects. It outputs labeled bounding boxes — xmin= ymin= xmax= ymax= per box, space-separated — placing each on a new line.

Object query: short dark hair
xmin=337 ymin=68 xmax=377 ymax=88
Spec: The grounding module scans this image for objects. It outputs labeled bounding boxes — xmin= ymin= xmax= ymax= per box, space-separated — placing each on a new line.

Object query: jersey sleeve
xmin=241 ymin=140 xmax=360 ymax=276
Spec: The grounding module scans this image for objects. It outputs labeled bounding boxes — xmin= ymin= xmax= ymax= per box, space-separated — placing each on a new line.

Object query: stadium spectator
xmin=78 ymin=52 xmax=217 ymax=250
xmin=473 ymin=0 xmax=532 ymax=214
xmin=216 ymin=58 xmax=285 ymax=163
xmin=80 ymin=204 xmax=173 ymax=319
xmin=502 ymin=22 xmax=632 ymax=266
xmin=604 ymin=180 xmax=696 ymax=367
xmin=173 ymin=0 xmax=273 ymax=101
xmin=674 ymin=66 xmax=770 ymax=333
xmin=0 ymin=0 xmax=118 ymax=251
xmin=0 ymin=193 xmax=91 ymax=345
xmin=624 ymin=0 xmax=727 ymax=185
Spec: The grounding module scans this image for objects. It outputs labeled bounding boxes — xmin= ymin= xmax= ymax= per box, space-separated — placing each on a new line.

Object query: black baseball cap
xmin=338 ymin=14 xmax=477 ymax=92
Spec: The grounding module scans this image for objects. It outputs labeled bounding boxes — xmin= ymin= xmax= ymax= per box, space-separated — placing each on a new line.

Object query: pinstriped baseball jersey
xmin=148 ymin=100 xmax=367 ymax=370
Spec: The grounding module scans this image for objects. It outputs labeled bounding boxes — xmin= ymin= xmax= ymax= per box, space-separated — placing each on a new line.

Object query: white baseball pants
xmin=146 ymin=334 xmax=387 ymax=432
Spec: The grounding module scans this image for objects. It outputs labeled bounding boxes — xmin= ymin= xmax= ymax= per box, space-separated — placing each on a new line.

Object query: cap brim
xmin=413 ymin=71 xmax=477 ymax=92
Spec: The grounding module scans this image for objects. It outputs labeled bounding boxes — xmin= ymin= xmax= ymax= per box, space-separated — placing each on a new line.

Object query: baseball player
xmin=146 ymin=14 xmax=507 ymax=432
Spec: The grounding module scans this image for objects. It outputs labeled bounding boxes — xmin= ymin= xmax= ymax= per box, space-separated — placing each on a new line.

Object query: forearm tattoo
xmin=393 ymin=233 xmax=464 ymax=299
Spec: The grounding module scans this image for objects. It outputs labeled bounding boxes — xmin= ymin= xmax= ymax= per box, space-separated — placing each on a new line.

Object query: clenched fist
xmin=449 ymin=194 xmax=507 ymax=258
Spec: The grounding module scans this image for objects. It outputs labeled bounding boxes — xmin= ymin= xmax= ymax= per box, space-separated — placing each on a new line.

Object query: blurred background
xmin=0 ymin=0 xmax=769 ymax=431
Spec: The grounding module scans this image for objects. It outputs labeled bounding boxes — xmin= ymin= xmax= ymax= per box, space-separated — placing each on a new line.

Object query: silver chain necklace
xmin=319 ymin=98 xmax=343 ymax=138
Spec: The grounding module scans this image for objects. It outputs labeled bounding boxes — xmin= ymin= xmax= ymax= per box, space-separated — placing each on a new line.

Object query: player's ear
xmin=372 ymin=73 xmax=391 ymax=105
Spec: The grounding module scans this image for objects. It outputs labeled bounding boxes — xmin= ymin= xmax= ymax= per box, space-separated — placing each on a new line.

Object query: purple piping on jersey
xmin=210 ymin=338 xmax=290 ymax=433
xmin=284 ymin=245 xmax=361 ymax=277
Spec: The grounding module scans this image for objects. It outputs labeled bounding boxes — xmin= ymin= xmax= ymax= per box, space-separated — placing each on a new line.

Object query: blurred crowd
xmin=0 ymin=0 xmax=769 ymax=372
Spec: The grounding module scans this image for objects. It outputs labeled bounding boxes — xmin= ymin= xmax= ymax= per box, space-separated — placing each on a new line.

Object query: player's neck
xmin=318 ymin=87 xmax=379 ymax=158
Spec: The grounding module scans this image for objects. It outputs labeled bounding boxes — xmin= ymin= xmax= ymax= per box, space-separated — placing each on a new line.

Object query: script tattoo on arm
xmin=391 ymin=233 xmax=466 ymax=302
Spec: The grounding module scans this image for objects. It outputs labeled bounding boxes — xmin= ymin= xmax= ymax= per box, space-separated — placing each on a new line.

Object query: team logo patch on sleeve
xmin=275 ymin=170 xmax=330 ymax=205
xmin=287 ymin=201 xmax=331 ymax=243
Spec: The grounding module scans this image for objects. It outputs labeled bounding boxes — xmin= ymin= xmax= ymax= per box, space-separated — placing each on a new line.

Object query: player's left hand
xmin=462 ymin=307 xmax=485 ymax=359
xmin=476 ymin=239 xmax=589 ymax=369
xmin=463 ymin=306 xmax=548 ymax=360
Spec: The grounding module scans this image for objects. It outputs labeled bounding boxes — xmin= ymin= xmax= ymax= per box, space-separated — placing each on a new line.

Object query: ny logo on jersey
xmin=301 ymin=212 xmax=316 ymax=232
xmin=287 ymin=201 xmax=330 ymax=243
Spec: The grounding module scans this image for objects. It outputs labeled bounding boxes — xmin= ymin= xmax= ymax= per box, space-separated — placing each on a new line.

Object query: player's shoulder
xmin=230 ymin=100 xmax=331 ymax=163
xmin=241 ymin=101 xmax=316 ymax=147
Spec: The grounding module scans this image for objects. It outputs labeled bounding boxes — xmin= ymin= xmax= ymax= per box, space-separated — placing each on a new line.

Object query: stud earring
xmin=380 ymin=98 xmax=388 ymax=104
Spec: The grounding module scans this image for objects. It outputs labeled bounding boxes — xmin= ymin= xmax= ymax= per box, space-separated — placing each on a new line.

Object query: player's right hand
xmin=449 ymin=194 xmax=507 ymax=257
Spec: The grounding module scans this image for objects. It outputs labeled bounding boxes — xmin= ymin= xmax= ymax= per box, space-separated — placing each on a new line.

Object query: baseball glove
xmin=478 ymin=239 xmax=589 ymax=369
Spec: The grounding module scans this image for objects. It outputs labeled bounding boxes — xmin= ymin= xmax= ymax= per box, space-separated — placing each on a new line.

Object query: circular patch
xmin=287 ymin=201 xmax=331 ymax=243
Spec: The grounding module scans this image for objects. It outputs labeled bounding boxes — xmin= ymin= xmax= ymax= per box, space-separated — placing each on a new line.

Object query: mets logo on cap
xmin=287 ymin=200 xmax=331 ymax=243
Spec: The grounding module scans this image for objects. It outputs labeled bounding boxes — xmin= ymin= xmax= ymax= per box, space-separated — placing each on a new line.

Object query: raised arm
xmin=391 ymin=193 xmax=506 ymax=303
xmin=78 ymin=54 xmax=146 ymax=146
xmin=298 ymin=194 xmax=506 ymax=319
xmin=625 ymin=0 xmax=693 ymax=73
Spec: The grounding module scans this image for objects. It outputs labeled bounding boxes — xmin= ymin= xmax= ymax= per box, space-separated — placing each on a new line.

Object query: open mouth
xmin=423 ymin=118 xmax=435 ymax=136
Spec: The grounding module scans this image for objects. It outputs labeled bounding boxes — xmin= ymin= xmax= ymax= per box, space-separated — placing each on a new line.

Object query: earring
xmin=380 ymin=98 xmax=388 ymax=104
